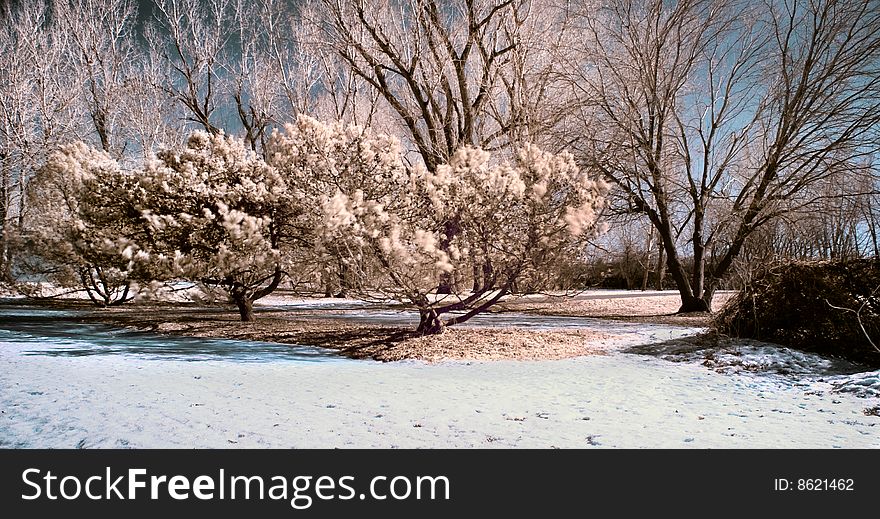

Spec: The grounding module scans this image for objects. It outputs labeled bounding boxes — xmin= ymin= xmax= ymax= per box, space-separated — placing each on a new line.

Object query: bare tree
xmin=564 ymin=0 xmax=880 ymax=312
xmin=122 ymin=50 xmax=189 ymax=159
xmin=0 ymin=0 xmax=82 ymax=281
xmin=227 ymin=0 xmax=377 ymax=155
xmin=228 ymin=0 xmax=298 ymax=152
xmin=738 ymin=167 xmax=877 ymax=269
xmin=58 ymin=0 xmax=141 ymax=156
xmin=149 ymin=0 xmax=351 ymax=156
xmin=148 ymin=0 xmax=235 ymax=135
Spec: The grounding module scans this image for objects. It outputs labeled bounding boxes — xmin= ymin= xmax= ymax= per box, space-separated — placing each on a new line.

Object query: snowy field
xmin=1 ymin=306 xmax=878 ymax=448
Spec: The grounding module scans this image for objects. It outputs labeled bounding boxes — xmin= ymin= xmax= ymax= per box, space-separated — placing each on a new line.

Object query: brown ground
xmin=71 ymin=304 xmax=617 ymax=362
xmin=6 ymin=291 xmax=730 ymax=362
xmin=496 ymin=292 xmax=735 ymax=327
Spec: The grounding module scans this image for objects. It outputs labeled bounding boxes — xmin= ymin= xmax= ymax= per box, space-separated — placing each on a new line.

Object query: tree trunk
xmin=482 ymin=259 xmax=494 ymax=291
xmin=416 ymin=308 xmax=444 ymax=335
xmin=234 ymin=295 xmax=255 ymax=322
xmin=692 ymin=206 xmax=707 ymax=301
xmin=0 ymin=176 xmax=9 ymax=283
xmin=437 ymin=273 xmax=454 ymax=294
xmin=436 ymin=218 xmax=459 ymax=294
xmin=641 ymin=229 xmax=653 ymax=291
xmin=335 ymin=258 xmax=350 ymax=298
xmin=655 ymin=241 xmax=666 ymax=290
xmin=692 ymin=249 xmax=705 ymax=302
xmin=231 ymin=282 xmax=255 ymax=322
xmin=654 ymin=221 xmax=697 ymax=309
xmin=320 ymin=263 xmax=333 ymax=297
xmin=701 ymin=286 xmax=716 ymax=313
xmin=679 ymin=277 xmax=715 ymax=313
xmin=0 ymin=234 xmax=8 ymax=283
xmin=866 ymin=197 xmax=879 ymax=258
xmin=108 ymin=282 xmax=131 ymax=306
xmin=472 ymin=263 xmax=482 ymax=292
xmin=677 ymin=294 xmax=710 ymax=313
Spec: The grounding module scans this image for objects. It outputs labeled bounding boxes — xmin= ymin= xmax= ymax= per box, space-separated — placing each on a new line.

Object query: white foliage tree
xmin=269 ymin=115 xmax=608 ymax=334
xmin=22 ymin=143 xmax=142 ymax=305
xmin=26 ymin=131 xmax=303 ymax=318
xmin=131 ymin=131 xmax=301 ymax=320
xmin=314 ymin=0 xmax=574 ymax=294
xmin=266 ymin=114 xmax=406 ymax=297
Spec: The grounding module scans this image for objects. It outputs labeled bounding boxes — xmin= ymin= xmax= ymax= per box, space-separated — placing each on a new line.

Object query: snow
xmin=1 ymin=308 xmax=878 ymax=448
xmin=634 ymin=339 xmax=880 ymax=399
xmin=822 ymin=372 xmax=880 ymax=399
xmin=652 ymin=341 xmax=865 ymax=376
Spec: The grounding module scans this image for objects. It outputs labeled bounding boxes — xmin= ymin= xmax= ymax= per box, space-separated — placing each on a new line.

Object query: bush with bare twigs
xmin=713 ymin=260 xmax=880 ymax=366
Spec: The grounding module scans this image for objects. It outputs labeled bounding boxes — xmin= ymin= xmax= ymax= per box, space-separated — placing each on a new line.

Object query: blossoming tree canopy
xmin=131 ymin=131 xmax=301 ymax=321
xmin=23 ymin=142 xmax=144 ymax=306
xmin=27 ymin=115 xmax=606 ymax=327
xmin=267 ymin=115 xmax=412 ymax=295
xmin=269 ymin=116 xmax=609 ymax=334
xmin=410 ymin=145 xmax=608 ymax=333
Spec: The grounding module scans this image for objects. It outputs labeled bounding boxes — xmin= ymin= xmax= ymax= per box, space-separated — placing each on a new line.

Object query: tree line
xmin=2 ymin=0 xmax=879 ymax=324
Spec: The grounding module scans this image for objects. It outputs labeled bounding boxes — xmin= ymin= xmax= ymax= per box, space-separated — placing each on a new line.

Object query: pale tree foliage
xmin=269 ymin=116 xmax=608 ymax=334
xmin=3 ymin=0 xmax=180 ymax=291
xmin=563 ymin=0 xmax=880 ymax=312
xmin=267 ymin=115 xmax=409 ymax=296
xmin=24 ymin=131 xmax=304 ymax=318
xmin=288 ymin=3 xmax=392 ymax=293
xmin=128 ymin=131 xmax=301 ymax=320
xmin=21 ymin=143 xmax=141 ymax=305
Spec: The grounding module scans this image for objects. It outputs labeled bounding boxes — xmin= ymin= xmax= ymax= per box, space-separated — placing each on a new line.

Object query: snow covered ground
xmin=642 ymin=339 xmax=880 ymax=399
xmin=1 ymin=307 xmax=878 ymax=448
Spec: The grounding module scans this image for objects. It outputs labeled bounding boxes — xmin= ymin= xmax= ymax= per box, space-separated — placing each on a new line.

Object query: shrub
xmin=713 ymin=259 xmax=880 ymax=366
